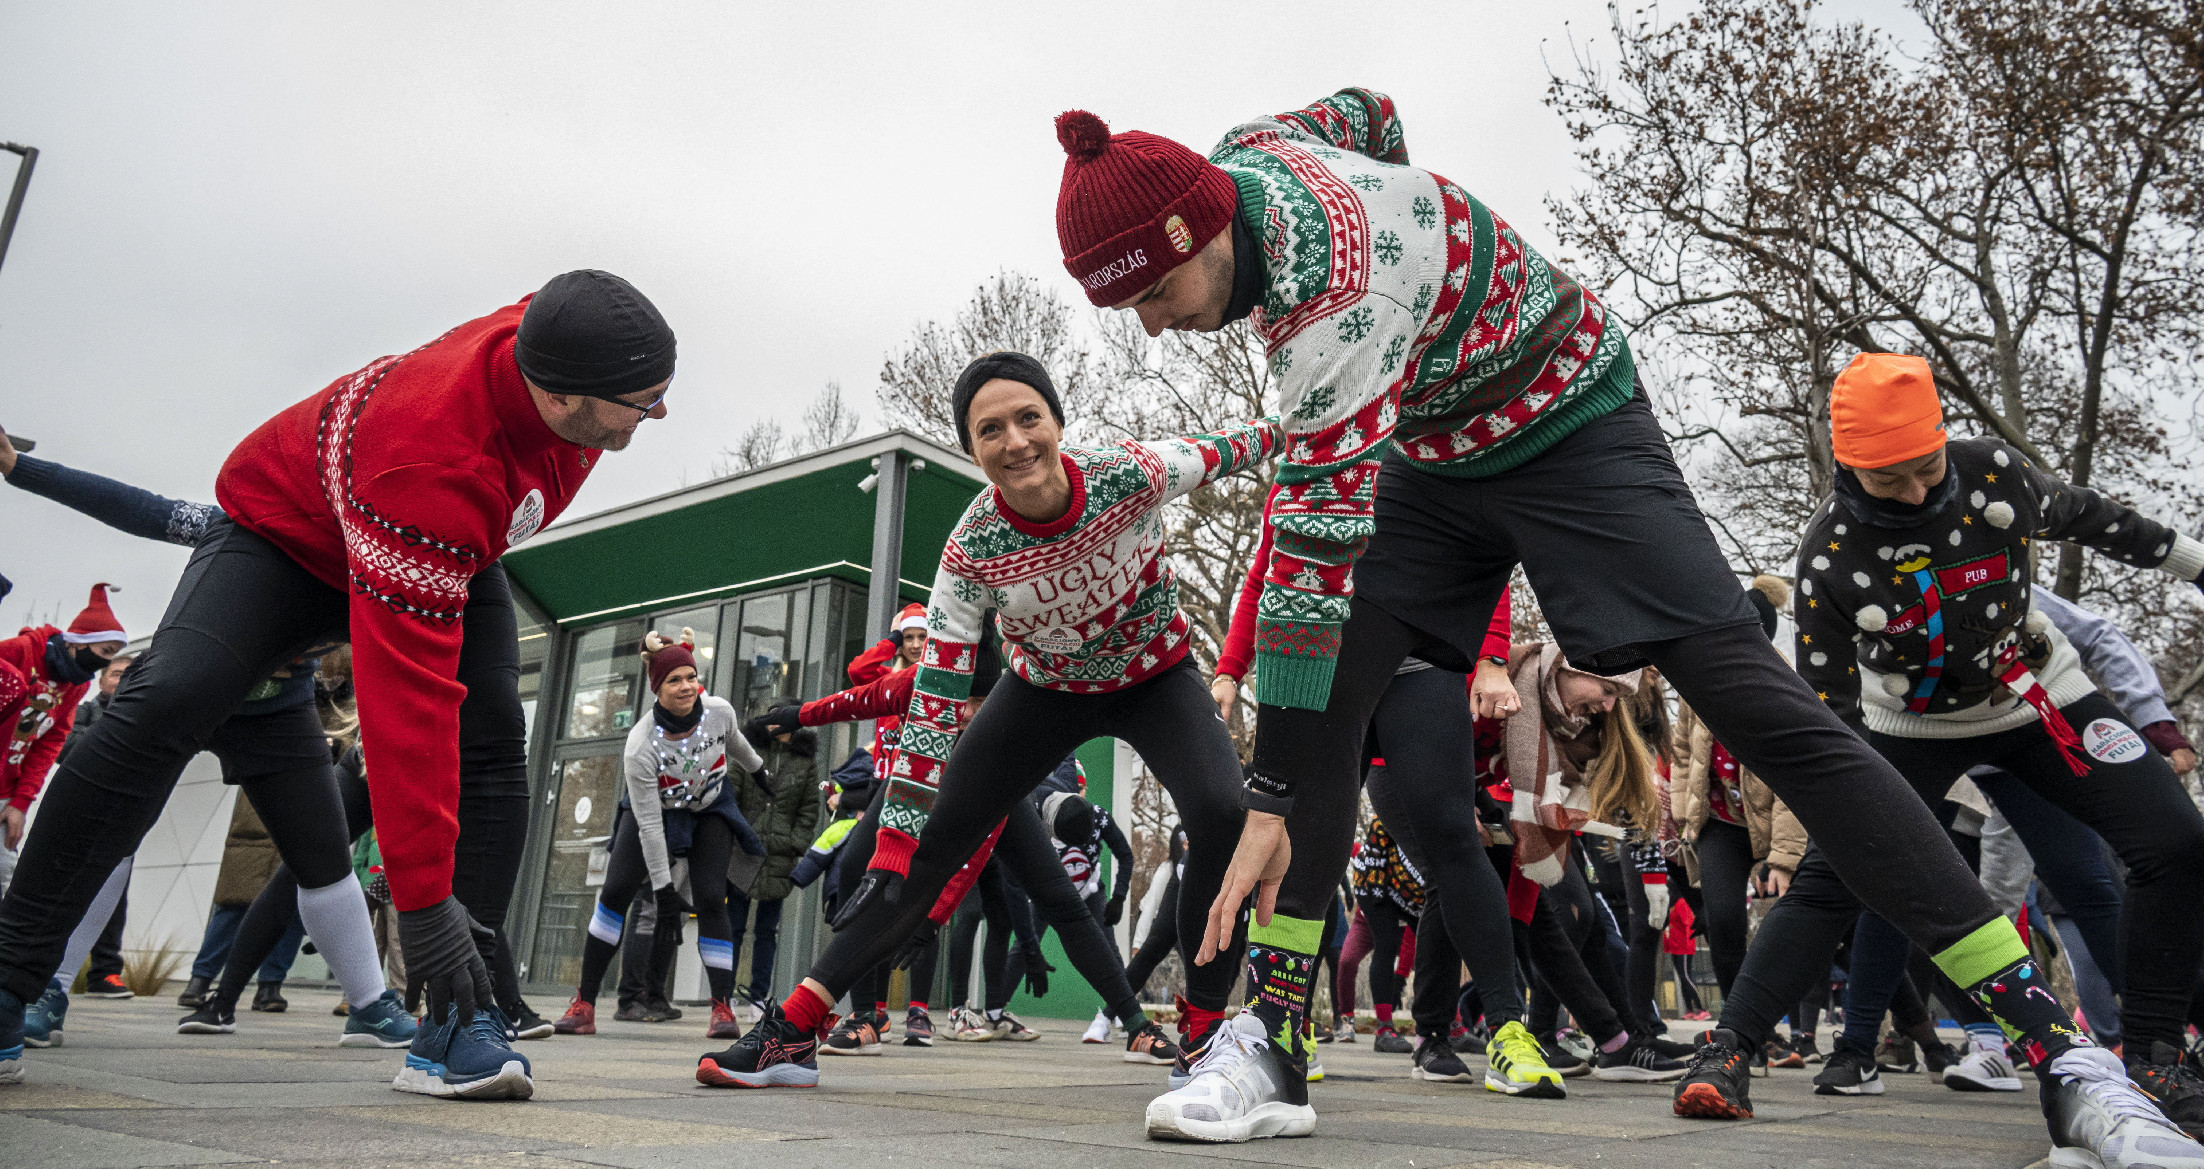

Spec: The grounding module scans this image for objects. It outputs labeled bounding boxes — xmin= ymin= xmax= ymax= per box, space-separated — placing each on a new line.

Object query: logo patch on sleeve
xmin=507 ymin=488 xmax=546 ymax=546
xmin=2082 ymin=718 xmax=2145 ymax=764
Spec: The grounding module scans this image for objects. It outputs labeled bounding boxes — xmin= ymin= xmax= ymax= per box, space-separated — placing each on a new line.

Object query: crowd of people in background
xmin=2 ymin=84 xmax=2204 ymax=1169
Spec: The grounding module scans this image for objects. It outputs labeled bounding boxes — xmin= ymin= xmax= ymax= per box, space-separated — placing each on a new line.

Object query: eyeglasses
xmin=608 ymin=383 xmax=672 ymax=416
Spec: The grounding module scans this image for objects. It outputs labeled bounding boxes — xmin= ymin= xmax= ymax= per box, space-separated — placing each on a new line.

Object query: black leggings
xmin=948 ymin=861 xmax=1018 ymax=1010
xmin=1363 ymin=667 xmax=1526 ymax=1026
xmin=0 ymin=519 xmax=529 ymax=1004
xmin=1672 ymin=954 xmax=1704 ymax=1013
xmin=1691 ymin=816 xmax=1756 ymax=996
xmin=804 ymin=658 xmax=1245 ymax=1013
xmin=1123 ymin=870 xmax=1180 ymax=999
xmin=1590 ymin=841 xmax=1661 ymax=1036
xmin=1721 ymin=693 xmax=2204 ymax=1052
xmin=1525 ymin=852 xmax=1633 ymax=1043
xmin=209 ymin=761 xmax=375 ymax=1012
xmin=1356 ymin=894 xmax=1412 ymax=1011
xmin=580 ymin=811 xmax=736 ymax=1002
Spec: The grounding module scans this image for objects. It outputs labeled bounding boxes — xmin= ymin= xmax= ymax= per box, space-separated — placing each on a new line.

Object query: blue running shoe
xmin=340 ymin=990 xmax=419 ymax=1049
xmin=394 ymin=1005 xmax=533 ymax=1100
xmin=1 ymin=986 xmax=24 ymax=1085
xmin=22 ymin=979 xmax=66 ymax=1049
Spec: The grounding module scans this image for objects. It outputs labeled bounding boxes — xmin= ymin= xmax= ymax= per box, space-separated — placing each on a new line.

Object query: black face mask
xmin=45 ymin=635 xmax=100 ymax=686
xmin=1832 ymin=461 xmax=1960 ymax=530
xmin=653 ymin=700 xmax=703 ymax=734
xmin=1220 ymin=205 xmax=1268 ymax=328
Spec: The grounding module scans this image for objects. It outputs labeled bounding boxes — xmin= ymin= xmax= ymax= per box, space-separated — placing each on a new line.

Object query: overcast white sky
xmin=1 ymin=0 xmax=1919 ymax=636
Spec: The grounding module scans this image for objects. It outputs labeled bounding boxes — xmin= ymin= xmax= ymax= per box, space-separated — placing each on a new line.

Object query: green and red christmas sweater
xmin=1210 ymin=88 xmax=1636 ymax=711
xmin=866 ymin=418 xmax=1281 ymax=876
xmin=1794 ymin=437 xmax=2204 ymax=744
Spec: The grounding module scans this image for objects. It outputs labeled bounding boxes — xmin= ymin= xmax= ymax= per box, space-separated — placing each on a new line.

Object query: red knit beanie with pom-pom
xmin=1053 ymin=110 xmax=1239 ymax=306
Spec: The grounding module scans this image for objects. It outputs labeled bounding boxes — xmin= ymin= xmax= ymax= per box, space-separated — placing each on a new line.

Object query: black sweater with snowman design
xmin=1793 ymin=437 xmax=2203 ymax=740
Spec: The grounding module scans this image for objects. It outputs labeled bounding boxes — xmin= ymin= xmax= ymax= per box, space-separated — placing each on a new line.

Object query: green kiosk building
xmin=497 ymin=431 xmax=1124 ymax=1020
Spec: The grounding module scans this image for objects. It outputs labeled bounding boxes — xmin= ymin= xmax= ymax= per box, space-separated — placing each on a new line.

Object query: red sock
xmin=874 ymin=1001 xmax=888 ymax=1015
xmin=1375 ymin=1003 xmax=1395 ymax=1026
xmin=781 ymin=985 xmax=832 ymax=1034
xmin=1182 ymin=1004 xmax=1225 ymax=1041
xmin=909 ymin=1001 xmax=928 ymax=1012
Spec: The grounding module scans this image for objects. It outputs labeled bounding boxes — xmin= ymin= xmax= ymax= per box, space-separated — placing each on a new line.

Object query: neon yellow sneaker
xmin=1486 ymin=1020 xmax=1567 ymax=1098
xmin=1303 ymin=1019 xmax=1324 ymax=1082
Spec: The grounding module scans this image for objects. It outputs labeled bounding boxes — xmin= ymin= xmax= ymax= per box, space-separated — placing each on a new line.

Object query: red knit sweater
xmin=0 ymin=626 xmax=91 ymax=811
xmin=215 ymin=299 xmax=594 ymax=910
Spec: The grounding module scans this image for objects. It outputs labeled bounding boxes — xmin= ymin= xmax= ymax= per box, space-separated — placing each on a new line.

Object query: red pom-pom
xmin=1055 ymin=110 xmax=1111 ymax=162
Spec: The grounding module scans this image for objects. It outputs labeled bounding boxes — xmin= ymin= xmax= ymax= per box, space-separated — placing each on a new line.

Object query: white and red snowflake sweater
xmin=216 ymin=298 xmax=594 ymax=911
xmin=866 ymin=418 xmax=1281 ymax=876
xmin=1209 ymin=89 xmax=1636 ymax=712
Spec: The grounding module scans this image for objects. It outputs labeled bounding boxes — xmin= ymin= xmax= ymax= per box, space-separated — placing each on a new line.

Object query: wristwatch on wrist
xmin=1243 ymin=767 xmax=1294 ymax=816
xmin=1481 ymin=654 xmax=1508 ymax=668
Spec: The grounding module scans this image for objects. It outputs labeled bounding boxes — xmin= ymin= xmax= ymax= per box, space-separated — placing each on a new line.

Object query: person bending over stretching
xmin=695 ymin=351 xmax=1274 ymax=1092
xmin=1672 ymin=354 xmax=2204 ymax=1162
xmin=0 ymin=271 xmax=676 ymax=1102
xmin=1050 ymin=90 xmax=2202 ymax=1165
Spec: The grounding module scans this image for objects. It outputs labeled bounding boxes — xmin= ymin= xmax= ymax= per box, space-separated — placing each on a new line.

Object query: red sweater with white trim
xmin=216 ymin=299 xmax=595 ymax=910
xmin=0 ymin=626 xmax=91 ymax=811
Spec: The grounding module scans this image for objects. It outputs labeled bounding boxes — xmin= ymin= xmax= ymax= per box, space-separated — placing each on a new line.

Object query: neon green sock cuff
xmin=1246 ymin=913 xmax=1325 ymax=955
xmin=1932 ymin=917 xmax=2029 ymax=988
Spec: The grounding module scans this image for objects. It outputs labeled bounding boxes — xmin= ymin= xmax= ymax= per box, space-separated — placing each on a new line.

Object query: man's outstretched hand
xmin=1199 ymin=809 xmax=1289 ymax=966
xmin=399 ymin=896 xmax=496 ymax=1025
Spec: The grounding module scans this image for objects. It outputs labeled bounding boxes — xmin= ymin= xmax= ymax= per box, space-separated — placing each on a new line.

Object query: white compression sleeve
xmin=295 ymin=874 xmax=386 ymax=1009
xmin=58 ymin=857 xmax=134 ymax=982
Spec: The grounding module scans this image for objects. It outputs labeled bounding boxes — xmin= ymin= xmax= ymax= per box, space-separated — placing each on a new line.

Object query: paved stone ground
xmin=3 ymin=988 xmax=2061 ymax=1168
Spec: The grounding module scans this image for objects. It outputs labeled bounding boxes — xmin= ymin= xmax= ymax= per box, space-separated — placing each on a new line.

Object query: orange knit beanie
xmin=1830 ymin=353 xmax=1945 ymax=469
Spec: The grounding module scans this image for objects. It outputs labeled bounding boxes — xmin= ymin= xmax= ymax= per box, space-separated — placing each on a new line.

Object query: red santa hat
xmin=64 ymin=583 xmax=126 ymax=645
xmin=896 ymin=603 xmax=929 ymax=634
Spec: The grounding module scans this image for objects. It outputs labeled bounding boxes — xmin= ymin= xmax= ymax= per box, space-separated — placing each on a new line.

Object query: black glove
xmin=399 ymin=895 xmax=496 ymax=1025
xmin=1104 ymin=896 xmax=1125 ymax=928
xmin=1021 ymin=945 xmax=1054 ymax=998
xmin=892 ymin=918 xmax=938 ymax=971
xmin=761 ymin=704 xmax=804 ymax=736
xmin=830 ymin=868 xmax=903 ymax=931
xmin=655 ymin=882 xmax=691 ymax=921
xmin=752 ymin=767 xmax=777 ymax=798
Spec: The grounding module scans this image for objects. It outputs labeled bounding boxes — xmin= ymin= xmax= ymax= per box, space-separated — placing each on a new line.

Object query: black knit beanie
xmin=514 ymin=270 xmax=677 ymax=400
xmin=949 ymin=351 xmax=1064 ymax=454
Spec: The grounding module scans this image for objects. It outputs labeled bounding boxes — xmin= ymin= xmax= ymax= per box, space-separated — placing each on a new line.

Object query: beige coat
xmin=210 ymin=791 xmax=279 ymax=907
xmin=1668 ymin=701 xmax=1808 ymax=876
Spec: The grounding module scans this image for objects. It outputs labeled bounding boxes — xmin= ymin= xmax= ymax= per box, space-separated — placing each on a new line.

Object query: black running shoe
xmin=2131 ymin=1040 xmax=2204 ymax=1139
xmin=1537 ymin=1033 xmax=1590 ymax=1078
xmin=1411 ymin=1035 xmax=1474 ymax=1083
xmin=178 ymin=1004 xmax=237 ymax=1035
xmin=697 ymin=1005 xmax=820 ymax=1089
xmin=1673 ymin=1029 xmax=1755 ymax=1120
xmin=1373 ymin=1024 xmax=1413 ymax=1054
xmin=1814 ymin=1043 xmax=1886 ymax=1096
xmin=1451 ymin=1022 xmax=1489 ymax=1055
xmin=1646 ymin=1033 xmax=1697 ymax=1059
xmin=251 ymin=981 xmax=288 ymax=1013
xmin=1167 ymin=1013 xmax=1226 ymax=1090
xmin=1593 ymin=1036 xmax=1688 ymax=1082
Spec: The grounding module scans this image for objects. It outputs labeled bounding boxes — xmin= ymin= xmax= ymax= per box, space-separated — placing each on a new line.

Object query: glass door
xmin=528 ymin=748 xmax=626 ymax=989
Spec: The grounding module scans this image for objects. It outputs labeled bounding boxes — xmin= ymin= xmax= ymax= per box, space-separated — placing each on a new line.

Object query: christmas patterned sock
xmin=1934 ymin=918 xmax=2087 ymax=1068
xmin=1244 ymin=914 xmax=1324 ymax=1052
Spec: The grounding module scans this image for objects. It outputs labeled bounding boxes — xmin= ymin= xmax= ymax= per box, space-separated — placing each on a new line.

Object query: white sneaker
xmin=1946 ymin=1032 xmax=2023 ymax=1092
xmin=1083 ymin=1009 xmax=1111 ymax=1044
xmin=1145 ymin=1014 xmax=1316 ymax=1143
xmin=2045 ymin=1046 xmax=2204 ymax=1168
xmin=946 ymin=1006 xmax=994 ymax=1042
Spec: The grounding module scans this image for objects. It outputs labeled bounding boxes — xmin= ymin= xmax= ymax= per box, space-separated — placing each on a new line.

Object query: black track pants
xmin=1356 ymin=893 xmax=1411 ymax=1011
xmin=0 ymin=520 xmax=529 ymax=1004
xmin=1123 ymin=871 xmax=1180 ymax=998
xmin=948 ymin=861 xmax=1014 ymax=1010
xmin=1590 ymin=842 xmax=1662 ymax=1036
xmin=1363 ymin=666 xmax=1527 ymax=1026
xmin=802 ymin=658 xmax=1245 ymax=1013
xmin=1720 ymin=693 xmax=2204 ymax=1051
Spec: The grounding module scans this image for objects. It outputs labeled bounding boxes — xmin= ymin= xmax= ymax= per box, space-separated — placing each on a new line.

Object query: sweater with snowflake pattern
xmin=1208 ymin=88 xmax=1636 ymax=712
xmin=865 ymin=418 xmax=1282 ymax=876
xmin=1794 ymin=437 xmax=2204 ymax=740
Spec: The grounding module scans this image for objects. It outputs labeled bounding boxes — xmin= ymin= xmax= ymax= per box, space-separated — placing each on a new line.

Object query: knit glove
xmin=1104 ymin=895 xmax=1124 ymax=928
xmin=1642 ymin=881 xmax=1671 ymax=931
xmin=1020 ymin=945 xmax=1054 ymax=999
xmin=399 ymin=896 xmax=496 ymax=1025
xmin=892 ymin=919 xmax=937 ymax=971
xmin=751 ymin=767 xmax=777 ymax=798
xmin=760 ymin=704 xmax=805 ymax=736
xmin=655 ymin=882 xmax=691 ymax=921
xmin=830 ymin=869 xmax=902 ymax=931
